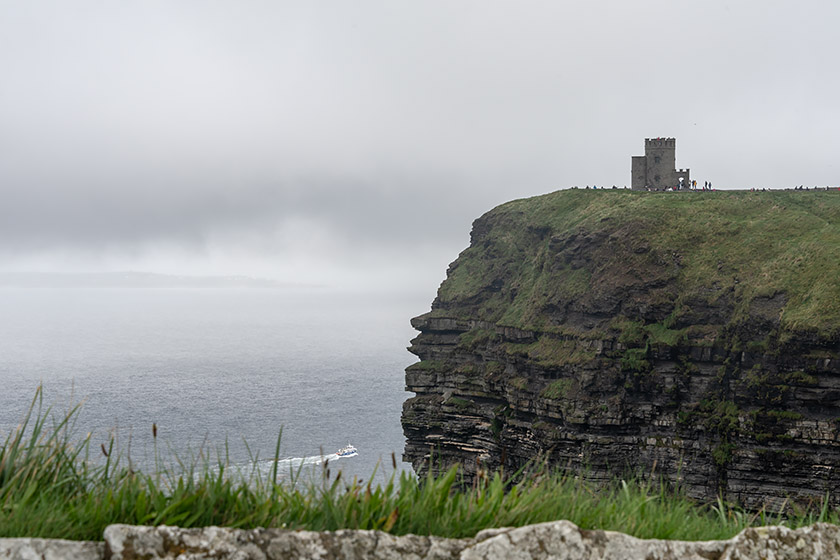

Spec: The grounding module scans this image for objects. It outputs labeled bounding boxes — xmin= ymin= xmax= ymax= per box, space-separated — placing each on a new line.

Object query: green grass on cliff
xmin=2 ymin=387 xmax=840 ymax=542
xmin=436 ymin=189 xmax=840 ymax=336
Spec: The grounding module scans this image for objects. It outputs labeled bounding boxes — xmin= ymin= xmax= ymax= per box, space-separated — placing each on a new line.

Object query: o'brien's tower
xmin=631 ymin=137 xmax=690 ymax=190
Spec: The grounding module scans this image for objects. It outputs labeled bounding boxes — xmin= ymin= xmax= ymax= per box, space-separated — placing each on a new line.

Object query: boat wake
xmin=248 ymin=445 xmax=359 ymax=479
xmin=192 ymin=444 xmax=360 ymax=484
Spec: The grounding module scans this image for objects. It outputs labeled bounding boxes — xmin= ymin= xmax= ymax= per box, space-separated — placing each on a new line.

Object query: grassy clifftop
xmin=434 ymin=189 xmax=840 ymax=338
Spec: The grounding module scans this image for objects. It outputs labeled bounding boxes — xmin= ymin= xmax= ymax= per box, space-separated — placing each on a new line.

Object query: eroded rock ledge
xmin=403 ymin=313 xmax=840 ymax=509
xmin=3 ymin=521 xmax=840 ymax=559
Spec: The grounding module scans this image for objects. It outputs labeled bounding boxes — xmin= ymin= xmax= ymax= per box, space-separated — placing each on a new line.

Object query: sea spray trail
xmin=255 ymin=451 xmax=355 ymax=476
xmin=197 ymin=450 xmax=361 ymax=484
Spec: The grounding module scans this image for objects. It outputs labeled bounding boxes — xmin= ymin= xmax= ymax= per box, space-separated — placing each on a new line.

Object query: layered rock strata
xmin=402 ymin=189 xmax=840 ymax=509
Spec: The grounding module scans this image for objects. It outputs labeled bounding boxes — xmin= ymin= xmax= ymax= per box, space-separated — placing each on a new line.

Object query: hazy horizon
xmin=2 ymin=1 xmax=838 ymax=290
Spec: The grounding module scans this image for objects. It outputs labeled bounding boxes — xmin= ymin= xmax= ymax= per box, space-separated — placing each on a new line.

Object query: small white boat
xmin=336 ymin=444 xmax=358 ymax=458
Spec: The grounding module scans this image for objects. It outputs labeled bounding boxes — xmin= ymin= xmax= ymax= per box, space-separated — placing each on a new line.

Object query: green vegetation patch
xmin=540 ymin=379 xmax=576 ymax=400
xmin=406 ymin=360 xmax=448 ymax=373
xmin=739 ymin=365 xmax=815 ymax=406
xmin=644 ymin=322 xmax=687 ymax=348
xmin=444 ymin=396 xmax=476 ymax=411
xmin=484 ymin=361 xmax=505 ymax=376
xmin=458 ymin=328 xmax=499 ymax=350
xmin=678 ymin=398 xmax=741 ymax=464
xmin=436 ymin=189 xmax=840 ymax=339
xmin=509 ymin=376 xmax=529 ymax=390
xmin=4 ymin=388 xmax=840 ymax=542
xmin=621 ymin=346 xmax=651 ymax=373
xmin=505 ymin=337 xmax=597 ymax=367
xmin=615 ymin=318 xmax=646 ymax=347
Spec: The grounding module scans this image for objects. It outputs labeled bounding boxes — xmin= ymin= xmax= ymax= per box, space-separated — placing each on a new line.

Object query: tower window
xmin=654 ymin=156 xmax=661 ymax=164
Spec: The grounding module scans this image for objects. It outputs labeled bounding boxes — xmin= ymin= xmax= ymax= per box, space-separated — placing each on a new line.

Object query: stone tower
xmin=631 ymin=138 xmax=690 ymax=189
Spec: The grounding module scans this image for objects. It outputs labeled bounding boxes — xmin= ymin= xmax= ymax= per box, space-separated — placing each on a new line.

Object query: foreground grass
xmin=1 ymin=389 xmax=837 ymax=541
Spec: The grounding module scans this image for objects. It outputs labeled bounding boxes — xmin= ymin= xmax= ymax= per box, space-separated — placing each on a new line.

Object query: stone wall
xmin=3 ymin=521 xmax=840 ymax=559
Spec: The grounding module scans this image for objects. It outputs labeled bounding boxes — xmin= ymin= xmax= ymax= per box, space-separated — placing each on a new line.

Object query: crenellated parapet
xmin=645 ymin=137 xmax=676 ymax=148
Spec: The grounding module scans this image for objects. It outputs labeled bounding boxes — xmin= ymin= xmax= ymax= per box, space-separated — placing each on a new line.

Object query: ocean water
xmin=0 ymin=286 xmax=431 ymax=483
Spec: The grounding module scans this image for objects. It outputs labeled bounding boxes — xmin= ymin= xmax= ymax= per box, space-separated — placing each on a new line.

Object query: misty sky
xmin=1 ymin=1 xmax=838 ymax=291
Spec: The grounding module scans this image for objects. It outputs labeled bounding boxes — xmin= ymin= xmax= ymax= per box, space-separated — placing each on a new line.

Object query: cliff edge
xmin=402 ymin=189 xmax=840 ymax=509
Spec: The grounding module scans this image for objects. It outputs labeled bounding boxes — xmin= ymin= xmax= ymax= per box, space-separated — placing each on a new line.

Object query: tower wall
xmin=675 ymin=168 xmax=691 ymax=188
xmin=631 ymin=138 xmax=687 ymax=189
xmin=644 ymin=138 xmax=676 ymax=188
xmin=631 ymin=156 xmax=646 ymax=189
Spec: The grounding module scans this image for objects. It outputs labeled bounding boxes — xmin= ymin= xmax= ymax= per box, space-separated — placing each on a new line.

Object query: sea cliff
xmin=402 ymin=189 xmax=840 ymax=509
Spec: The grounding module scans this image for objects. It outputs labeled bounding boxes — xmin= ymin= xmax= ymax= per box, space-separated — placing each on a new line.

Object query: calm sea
xmin=0 ymin=286 xmax=431 ymax=482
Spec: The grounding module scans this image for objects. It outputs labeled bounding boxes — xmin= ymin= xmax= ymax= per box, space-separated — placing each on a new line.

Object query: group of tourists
xmin=571 ymin=184 xmax=838 ymax=192
xmin=572 ymin=185 xmax=631 ymax=189
xmin=643 ymin=180 xmax=714 ymax=192
xmin=749 ymin=185 xmax=838 ymax=191
xmin=678 ymin=179 xmax=713 ymax=190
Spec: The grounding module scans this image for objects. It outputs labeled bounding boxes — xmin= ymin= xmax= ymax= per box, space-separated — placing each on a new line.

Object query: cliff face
xmin=402 ymin=189 xmax=840 ymax=510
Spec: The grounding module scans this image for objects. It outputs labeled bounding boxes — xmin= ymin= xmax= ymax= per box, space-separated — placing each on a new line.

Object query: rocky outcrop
xmin=402 ymin=190 xmax=840 ymax=509
xmin=0 ymin=537 xmax=103 ymax=560
xmin=102 ymin=524 xmax=467 ymax=559
xmin=4 ymin=522 xmax=840 ymax=559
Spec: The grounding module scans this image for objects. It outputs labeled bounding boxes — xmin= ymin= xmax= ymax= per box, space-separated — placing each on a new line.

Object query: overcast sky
xmin=1 ymin=1 xmax=838 ymax=291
